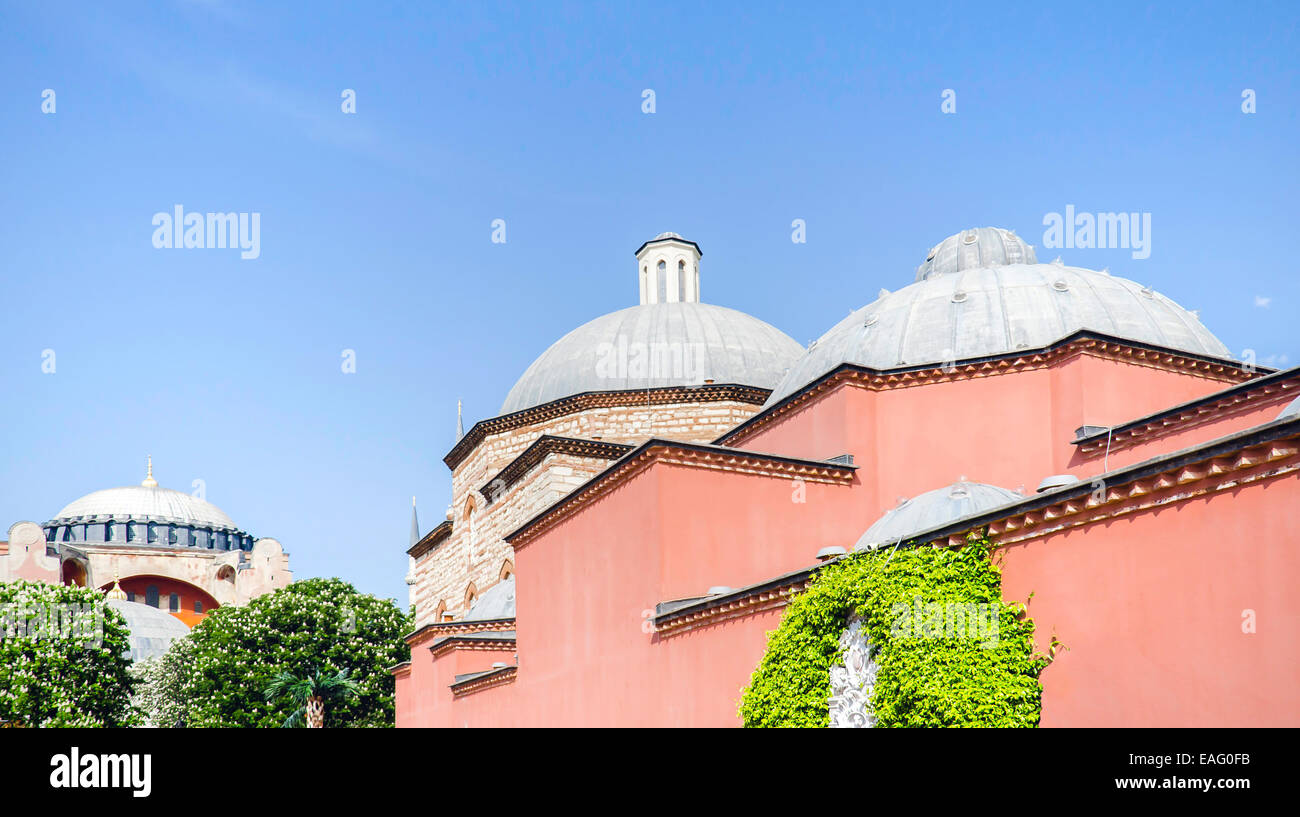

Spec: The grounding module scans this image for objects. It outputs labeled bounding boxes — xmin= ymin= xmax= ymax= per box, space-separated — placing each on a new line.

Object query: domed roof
xmin=50 ymin=485 xmax=238 ymax=530
xmin=915 ymin=227 xmax=1037 ymax=281
xmin=501 ymin=302 xmax=805 ymax=415
xmin=107 ymin=598 xmax=190 ymax=662
xmin=1278 ymin=395 xmax=1300 ymax=421
xmin=764 ymin=228 xmax=1230 ymax=407
xmin=463 ymin=577 xmax=515 ymax=621
xmin=854 ymin=481 xmax=1023 ymax=551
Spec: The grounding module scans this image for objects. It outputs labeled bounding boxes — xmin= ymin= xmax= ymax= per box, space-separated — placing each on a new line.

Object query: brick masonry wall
xmin=410 ymin=399 xmax=759 ymax=626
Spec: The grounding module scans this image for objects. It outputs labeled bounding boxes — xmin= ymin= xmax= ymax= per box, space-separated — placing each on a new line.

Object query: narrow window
xmin=127 ymin=521 xmax=138 ymax=542
xmin=127 ymin=592 xmax=135 ymax=603
xmin=147 ymin=522 xmax=158 ymax=543
xmin=657 ymin=260 xmax=667 ymax=303
xmin=194 ymin=600 xmax=203 ymax=614
xmin=146 ymin=585 xmax=159 ymax=608
xmin=169 ymin=593 xmax=179 ymax=612
xmin=678 ymin=260 xmax=686 ymax=301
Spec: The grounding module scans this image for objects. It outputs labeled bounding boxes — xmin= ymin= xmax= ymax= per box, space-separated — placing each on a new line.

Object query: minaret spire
xmin=456 ymin=400 xmax=465 ymax=441
xmin=141 ymin=455 xmax=158 ymax=488
xmin=409 ymin=496 xmax=420 ymax=548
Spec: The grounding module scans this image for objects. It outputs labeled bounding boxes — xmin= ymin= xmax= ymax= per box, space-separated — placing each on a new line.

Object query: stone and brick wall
xmin=410 ymin=397 xmax=762 ymax=627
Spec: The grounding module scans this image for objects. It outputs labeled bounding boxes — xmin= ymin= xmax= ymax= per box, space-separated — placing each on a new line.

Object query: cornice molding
xmin=429 ymin=633 xmax=517 ymax=659
xmin=444 ymin=383 xmax=770 ymax=471
xmin=479 ymin=435 xmax=633 ymax=504
xmin=717 ymin=333 xmax=1259 ymax=448
xmin=405 ymin=617 xmax=516 ymax=646
xmin=450 ymin=666 xmax=517 ymax=697
xmin=1073 ymin=368 xmax=1300 ymax=456
xmin=408 ymin=520 xmax=453 ymax=559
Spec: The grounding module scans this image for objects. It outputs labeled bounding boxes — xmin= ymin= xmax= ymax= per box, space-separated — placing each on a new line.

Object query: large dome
xmin=501 ymin=302 xmax=805 ymax=415
xmin=764 ymin=228 xmax=1231 ymax=407
xmin=51 ymin=485 xmax=237 ymax=530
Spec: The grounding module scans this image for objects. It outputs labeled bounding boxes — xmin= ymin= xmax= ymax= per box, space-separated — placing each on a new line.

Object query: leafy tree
xmin=741 ymin=534 xmax=1050 ymax=727
xmin=0 ymin=580 xmax=137 ymax=727
xmin=265 ymin=667 xmax=360 ymax=728
xmin=130 ymin=636 xmax=195 ymax=727
xmin=177 ymin=578 xmax=411 ymax=727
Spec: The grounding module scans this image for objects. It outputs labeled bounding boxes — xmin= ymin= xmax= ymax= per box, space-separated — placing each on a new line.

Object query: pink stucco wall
xmin=999 ymin=473 xmax=1300 ymax=726
xmin=395 ymin=352 xmax=1290 ymax=727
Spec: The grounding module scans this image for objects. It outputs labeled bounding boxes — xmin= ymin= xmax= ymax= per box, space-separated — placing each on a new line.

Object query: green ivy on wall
xmin=740 ymin=532 xmax=1051 ymax=728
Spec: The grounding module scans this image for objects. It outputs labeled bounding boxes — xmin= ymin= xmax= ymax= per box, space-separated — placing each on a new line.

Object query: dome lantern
xmin=915 ymin=227 xmax=1037 ymax=281
xmin=635 ymin=232 xmax=702 ymax=305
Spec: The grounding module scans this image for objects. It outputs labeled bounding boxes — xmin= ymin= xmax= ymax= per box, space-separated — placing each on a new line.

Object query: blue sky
xmin=2 ymin=0 xmax=1296 ymax=606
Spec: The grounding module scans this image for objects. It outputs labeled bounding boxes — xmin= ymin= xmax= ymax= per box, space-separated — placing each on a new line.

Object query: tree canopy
xmin=0 ymin=580 xmax=137 ymax=727
xmin=161 ymin=577 xmax=411 ymax=727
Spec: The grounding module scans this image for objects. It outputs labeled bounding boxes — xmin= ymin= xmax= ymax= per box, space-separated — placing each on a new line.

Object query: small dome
xmin=764 ymin=240 xmax=1230 ymax=407
xmin=50 ymin=485 xmax=238 ymax=530
xmin=463 ymin=577 xmax=515 ymax=621
xmin=916 ymin=227 xmax=1037 ymax=281
xmin=501 ymin=302 xmax=804 ymax=415
xmin=854 ymin=481 xmax=1023 ymax=550
xmin=1278 ymin=395 xmax=1300 ymax=421
xmin=107 ymin=599 xmax=190 ymax=662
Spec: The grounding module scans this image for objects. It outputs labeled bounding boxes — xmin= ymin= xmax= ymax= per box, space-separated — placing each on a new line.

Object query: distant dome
xmin=501 ymin=302 xmax=804 ymax=415
xmin=463 ymin=577 xmax=515 ymax=621
xmin=107 ymin=599 xmax=190 ymax=662
xmin=854 ymin=481 xmax=1023 ymax=551
xmin=51 ymin=485 xmax=238 ymax=530
xmin=764 ymin=228 xmax=1230 ymax=407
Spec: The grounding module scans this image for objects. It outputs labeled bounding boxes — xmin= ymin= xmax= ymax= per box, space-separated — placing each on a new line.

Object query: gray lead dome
xmin=763 ymin=228 xmax=1231 ymax=408
xmin=854 ymin=481 xmax=1024 ymax=551
xmin=500 ymin=302 xmax=804 ymax=415
xmin=916 ymin=227 xmax=1037 ymax=281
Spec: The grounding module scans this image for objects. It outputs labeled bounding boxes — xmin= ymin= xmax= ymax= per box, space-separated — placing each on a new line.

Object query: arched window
xmin=126 ymin=522 xmax=138 ymax=542
xmin=694 ymin=265 xmax=700 ymax=301
xmin=499 ymin=559 xmax=515 ymax=581
xmin=104 ymin=522 xmax=115 ymax=542
xmin=464 ymin=582 xmax=479 ymax=612
xmin=168 ymin=593 xmax=180 ymax=612
xmin=657 ymin=260 xmax=667 ymax=303
xmin=145 ymin=585 xmax=160 ymax=608
xmin=147 ymin=522 xmax=158 ymax=543
xmin=194 ymin=600 xmax=203 ymax=614
xmin=678 ymin=260 xmax=686 ymax=301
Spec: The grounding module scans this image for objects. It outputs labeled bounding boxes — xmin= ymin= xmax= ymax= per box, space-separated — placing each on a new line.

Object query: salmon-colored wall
xmin=738 ymin=355 xmax=1242 ymax=512
xmin=655 ymin=463 xmax=861 ymax=601
xmin=1066 ymin=390 xmax=1296 ymax=476
xmin=398 ymin=635 xmax=517 ymax=728
xmin=999 ymin=473 xmax=1300 ymax=726
xmin=102 ymin=575 xmax=217 ymax=627
xmin=396 ymin=353 xmax=1285 ymax=728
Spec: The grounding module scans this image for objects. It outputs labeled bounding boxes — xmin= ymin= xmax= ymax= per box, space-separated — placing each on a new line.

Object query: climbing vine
xmin=740 ymin=532 xmax=1051 ymax=727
